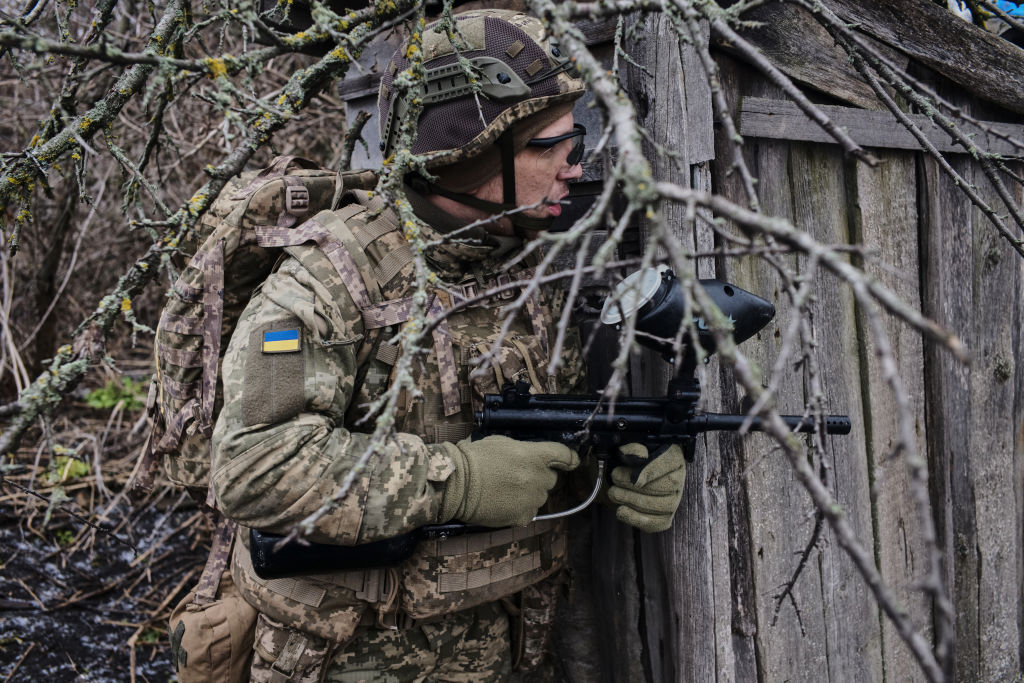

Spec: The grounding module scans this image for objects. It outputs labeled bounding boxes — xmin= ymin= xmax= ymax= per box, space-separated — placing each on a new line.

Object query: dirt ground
xmin=1 ymin=403 xmax=209 ymax=682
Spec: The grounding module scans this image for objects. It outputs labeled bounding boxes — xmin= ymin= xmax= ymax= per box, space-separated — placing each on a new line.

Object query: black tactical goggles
xmin=526 ymin=123 xmax=586 ymax=166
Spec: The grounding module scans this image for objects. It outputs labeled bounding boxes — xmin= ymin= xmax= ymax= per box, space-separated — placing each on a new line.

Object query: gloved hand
xmin=439 ymin=435 xmax=579 ymax=528
xmin=607 ymin=443 xmax=686 ymax=533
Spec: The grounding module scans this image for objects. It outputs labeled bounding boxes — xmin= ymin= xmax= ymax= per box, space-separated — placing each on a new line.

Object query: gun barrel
xmin=476 ymin=394 xmax=853 ymax=444
xmin=695 ymin=413 xmax=852 ymax=435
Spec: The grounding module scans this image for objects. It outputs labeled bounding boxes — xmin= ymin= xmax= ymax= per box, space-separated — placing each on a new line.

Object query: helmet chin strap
xmin=406 ymin=130 xmax=555 ymax=235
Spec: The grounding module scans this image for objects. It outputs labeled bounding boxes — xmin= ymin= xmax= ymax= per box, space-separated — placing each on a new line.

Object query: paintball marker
xmin=250 ymin=266 xmax=851 ymax=579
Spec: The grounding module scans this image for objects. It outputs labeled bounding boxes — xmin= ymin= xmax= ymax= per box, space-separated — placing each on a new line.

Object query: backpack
xmin=136 ymin=156 xmax=379 ymax=503
xmin=134 ymin=156 xmax=391 ymax=682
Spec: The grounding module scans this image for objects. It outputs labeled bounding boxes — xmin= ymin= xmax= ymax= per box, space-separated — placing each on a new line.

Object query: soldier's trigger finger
xmin=623 ymin=444 xmax=685 ymax=488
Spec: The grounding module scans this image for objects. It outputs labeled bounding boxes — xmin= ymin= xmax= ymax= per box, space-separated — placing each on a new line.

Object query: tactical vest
xmin=230 ymin=197 xmax=583 ymax=643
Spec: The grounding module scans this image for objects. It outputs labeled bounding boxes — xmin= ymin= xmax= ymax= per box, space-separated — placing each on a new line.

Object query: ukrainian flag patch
xmin=262 ymin=328 xmax=300 ymax=354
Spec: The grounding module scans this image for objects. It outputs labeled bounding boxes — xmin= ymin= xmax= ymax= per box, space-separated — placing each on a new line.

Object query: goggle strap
xmin=500 ymin=130 xmax=517 ymax=208
xmin=406 ymin=175 xmax=554 ymax=232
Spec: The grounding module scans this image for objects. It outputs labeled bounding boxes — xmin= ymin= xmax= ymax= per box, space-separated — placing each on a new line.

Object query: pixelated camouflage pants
xmin=327 ymin=601 xmax=511 ymax=682
xmin=249 ymin=601 xmax=511 ymax=683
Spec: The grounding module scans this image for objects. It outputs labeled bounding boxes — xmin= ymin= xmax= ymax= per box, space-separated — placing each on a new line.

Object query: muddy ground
xmin=1 ymin=404 xmax=209 ymax=682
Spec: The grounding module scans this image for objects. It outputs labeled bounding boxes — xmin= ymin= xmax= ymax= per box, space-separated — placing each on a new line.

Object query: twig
xmin=2 ymin=641 xmax=36 ymax=682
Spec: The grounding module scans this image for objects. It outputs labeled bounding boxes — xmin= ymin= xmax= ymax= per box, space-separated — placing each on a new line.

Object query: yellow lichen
xmin=121 ymin=298 xmax=132 ymax=313
xmin=205 ymin=57 xmax=228 ymax=79
xmin=187 ymin=192 xmax=207 ymax=216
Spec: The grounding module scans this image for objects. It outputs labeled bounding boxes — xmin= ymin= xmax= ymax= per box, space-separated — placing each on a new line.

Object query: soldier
xmin=210 ymin=8 xmax=687 ymax=680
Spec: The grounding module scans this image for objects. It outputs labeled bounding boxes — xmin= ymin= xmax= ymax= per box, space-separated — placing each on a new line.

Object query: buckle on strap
xmin=269 ymin=630 xmax=309 ymax=679
xmin=285 ymin=185 xmax=310 ymax=215
xmin=448 ymin=271 xmax=527 ymax=306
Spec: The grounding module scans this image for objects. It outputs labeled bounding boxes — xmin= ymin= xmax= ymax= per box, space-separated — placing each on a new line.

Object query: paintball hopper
xmin=599 ymin=266 xmax=776 ymax=358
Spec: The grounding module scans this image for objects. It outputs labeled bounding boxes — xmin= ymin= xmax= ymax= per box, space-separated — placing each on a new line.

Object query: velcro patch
xmin=262 ymin=328 xmax=301 ymax=354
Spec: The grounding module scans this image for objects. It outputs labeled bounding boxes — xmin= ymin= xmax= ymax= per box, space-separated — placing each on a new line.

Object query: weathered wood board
xmin=825 ymin=0 xmax=1024 ymax=114
xmin=726 ymin=0 xmax=884 ymax=109
xmin=920 ymin=150 xmax=979 ymax=680
xmin=919 ymin=85 xmax=1024 ymax=678
xmin=849 ymin=150 xmax=932 ymax=682
xmin=622 ymin=12 xmax=729 ymax=683
xmin=740 ymin=97 xmax=1024 ymax=157
xmin=966 ymin=161 xmax=1024 ymax=682
xmin=710 ymin=53 xmax=879 ymax=682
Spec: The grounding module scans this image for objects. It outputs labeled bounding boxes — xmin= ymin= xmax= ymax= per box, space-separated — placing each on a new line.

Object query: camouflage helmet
xmin=378 ymin=8 xmax=585 ymax=168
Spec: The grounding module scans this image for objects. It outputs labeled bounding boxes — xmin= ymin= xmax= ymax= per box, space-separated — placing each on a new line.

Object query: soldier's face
xmin=474 ymin=111 xmax=584 ymax=237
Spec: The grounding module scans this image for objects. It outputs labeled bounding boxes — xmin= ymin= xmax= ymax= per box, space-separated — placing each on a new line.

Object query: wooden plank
xmin=966 ymin=159 xmax=1024 ymax=679
xmin=715 ymin=57 xmax=881 ymax=679
xmin=740 ymin=97 xmax=1024 ymax=156
xmin=1016 ymin=186 xmax=1024 ymax=683
xmin=714 ymin=57 xmax=841 ymax=681
xmin=826 ymin=0 xmax=1024 ymax=114
xmin=622 ymin=11 xmax=730 ymax=683
xmin=920 ymin=151 xmax=980 ymax=681
xmin=548 ymin=515 xmax=602 ymax=683
xmin=725 ymin=0 xmax=885 ymax=109
xmin=786 ymin=142 xmax=881 ymax=683
xmin=727 ymin=128 xmax=833 ymax=681
xmin=849 ymin=151 xmax=931 ymax=682
xmin=1015 ymin=195 xmax=1024 ymax=683
xmin=708 ymin=52 xmax=760 ymax=683
xmin=682 ymin=21 xmax=716 ymax=165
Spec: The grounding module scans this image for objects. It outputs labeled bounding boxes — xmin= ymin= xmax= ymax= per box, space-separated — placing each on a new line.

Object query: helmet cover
xmin=378 ymin=9 xmax=585 ymax=168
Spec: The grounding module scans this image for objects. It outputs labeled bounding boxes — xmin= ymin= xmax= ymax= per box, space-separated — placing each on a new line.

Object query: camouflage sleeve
xmin=210 ymin=256 xmax=455 ymax=545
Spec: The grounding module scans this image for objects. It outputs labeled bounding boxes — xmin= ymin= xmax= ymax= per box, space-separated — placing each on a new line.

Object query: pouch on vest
xmin=248 ymin=614 xmax=335 ymax=683
xmin=396 ymin=518 xmax=568 ymax=619
xmin=506 ymin=573 xmax=565 ymax=672
xmin=168 ymin=518 xmax=258 ymax=683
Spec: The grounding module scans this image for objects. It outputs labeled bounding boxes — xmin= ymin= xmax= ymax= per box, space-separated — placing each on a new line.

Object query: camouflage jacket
xmin=211 ymin=188 xmax=585 ymax=641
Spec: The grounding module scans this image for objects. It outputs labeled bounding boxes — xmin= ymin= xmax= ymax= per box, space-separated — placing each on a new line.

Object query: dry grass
xmin=0 ymin=5 xmax=363 ymax=676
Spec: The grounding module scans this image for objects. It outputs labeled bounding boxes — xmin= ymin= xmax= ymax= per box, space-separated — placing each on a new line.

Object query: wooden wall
xmin=335 ymin=7 xmax=1024 ymax=680
xmin=550 ymin=43 xmax=1023 ymax=683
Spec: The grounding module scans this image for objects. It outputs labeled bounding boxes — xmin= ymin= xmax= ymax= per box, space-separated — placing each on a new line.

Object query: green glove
xmin=439 ymin=435 xmax=580 ymax=527
xmin=607 ymin=443 xmax=686 ymax=533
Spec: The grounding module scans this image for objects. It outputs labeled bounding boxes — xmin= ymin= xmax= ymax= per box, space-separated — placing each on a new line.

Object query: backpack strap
xmin=150 ymin=239 xmax=226 ymax=457
xmin=193 ymin=512 xmax=237 ymax=605
xmin=256 ymin=218 xmax=380 ymax=309
xmin=230 ymin=156 xmax=321 ymax=200
xmin=198 ymin=242 xmax=226 ymax=436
